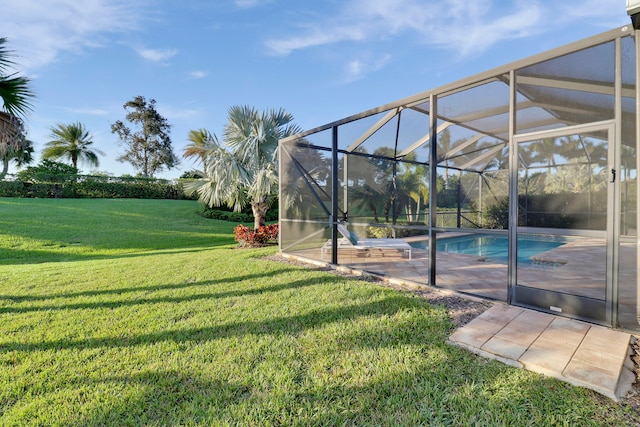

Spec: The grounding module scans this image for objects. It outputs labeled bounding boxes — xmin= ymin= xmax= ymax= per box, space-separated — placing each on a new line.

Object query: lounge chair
xmin=321 ymin=223 xmax=412 ymax=260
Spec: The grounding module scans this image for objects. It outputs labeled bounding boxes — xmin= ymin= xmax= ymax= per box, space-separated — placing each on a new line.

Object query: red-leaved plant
xmin=234 ymin=224 xmax=278 ymax=247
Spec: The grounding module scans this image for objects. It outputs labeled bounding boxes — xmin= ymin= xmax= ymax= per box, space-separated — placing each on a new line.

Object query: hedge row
xmin=0 ymin=179 xmax=195 ymax=200
xmin=198 ymin=206 xmax=279 ymax=223
xmin=482 ymin=193 xmax=608 ymax=230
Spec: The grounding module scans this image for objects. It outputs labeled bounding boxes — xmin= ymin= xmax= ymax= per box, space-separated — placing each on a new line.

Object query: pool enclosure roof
xmin=281 ymin=25 xmax=635 ymax=174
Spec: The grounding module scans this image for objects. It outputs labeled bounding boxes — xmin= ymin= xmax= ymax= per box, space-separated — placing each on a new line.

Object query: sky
xmin=1 ymin=0 xmax=632 ymax=179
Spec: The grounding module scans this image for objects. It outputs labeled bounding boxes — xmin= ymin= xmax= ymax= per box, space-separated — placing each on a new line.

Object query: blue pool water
xmin=414 ymin=234 xmax=568 ymax=264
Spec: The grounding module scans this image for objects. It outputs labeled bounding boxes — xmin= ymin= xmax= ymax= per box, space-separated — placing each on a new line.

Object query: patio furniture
xmin=321 ymin=223 xmax=412 ymax=260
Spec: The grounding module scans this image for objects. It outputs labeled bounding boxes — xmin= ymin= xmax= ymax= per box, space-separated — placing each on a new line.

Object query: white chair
xmin=321 ymin=223 xmax=412 ymax=260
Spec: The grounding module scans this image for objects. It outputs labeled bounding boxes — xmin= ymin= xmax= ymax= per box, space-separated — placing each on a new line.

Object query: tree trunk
xmin=251 ymin=196 xmax=269 ymax=231
xmin=0 ymin=158 xmax=8 ymax=180
xmin=369 ymin=202 xmax=379 ymax=223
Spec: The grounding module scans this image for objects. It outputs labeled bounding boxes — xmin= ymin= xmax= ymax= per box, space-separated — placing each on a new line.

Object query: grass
xmin=0 ymin=197 xmax=637 ymax=426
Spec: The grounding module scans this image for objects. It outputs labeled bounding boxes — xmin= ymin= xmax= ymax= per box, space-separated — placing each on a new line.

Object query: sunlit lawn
xmin=0 ymin=198 xmax=637 ymax=426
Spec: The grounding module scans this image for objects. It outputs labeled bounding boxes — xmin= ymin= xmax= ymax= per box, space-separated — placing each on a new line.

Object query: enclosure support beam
xmin=457 ymin=171 xmax=462 ymax=228
xmin=440 ymin=133 xmax=483 ymax=162
xmin=636 ymin=27 xmax=640 ymax=327
xmin=397 ymin=121 xmax=452 ymax=159
xmin=343 ymin=150 xmax=348 ymax=222
xmin=611 ymin=35 xmax=622 ymax=328
xmin=428 ymin=94 xmax=438 ymax=286
xmin=331 ymin=125 xmax=339 ymax=265
xmin=508 ymin=69 xmax=518 ymax=305
xmin=346 ymin=107 xmax=400 ymax=153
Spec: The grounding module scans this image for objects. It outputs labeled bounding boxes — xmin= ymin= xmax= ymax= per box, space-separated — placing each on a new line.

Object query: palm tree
xmin=406 ymin=164 xmax=430 ymax=223
xmin=42 ymin=122 xmax=104 ymax=169
xmin=0 ymin=38 xmax=34 ymax=117
xmin=182 ymin=128 xmax=218 ymax=173
xmin=0 ymin=38 xmax=34 ymax=179
xmin=437 ymin=128 xmax=452 ymax=187
xmin=531 ymin=137 xmax=569 ymax=176
xmin=188 ymin=106 xmax=301 ymax=230
xmin=0 ymin=113 xmax=33 ymax=179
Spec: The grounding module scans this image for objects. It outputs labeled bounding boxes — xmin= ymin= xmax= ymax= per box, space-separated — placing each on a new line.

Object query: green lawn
xmin=0 ymin=198 xmax=637 ymax=426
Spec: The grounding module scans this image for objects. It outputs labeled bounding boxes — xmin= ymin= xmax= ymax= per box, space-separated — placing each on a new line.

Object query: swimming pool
xmin=412 ymin=234 xmax=569 ymax=264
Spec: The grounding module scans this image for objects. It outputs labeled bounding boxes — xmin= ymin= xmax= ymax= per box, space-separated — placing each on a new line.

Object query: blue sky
xmin=2 ymin=0 xmax=630 ymax=178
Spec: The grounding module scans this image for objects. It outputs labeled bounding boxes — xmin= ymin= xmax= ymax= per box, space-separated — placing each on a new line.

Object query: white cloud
xmin=135 ymin=47 xmax=178 ymax=63
xmin=266 ymin=25 xmax=365 ymax=56
xmin=558 ymin=0 xmax=626 ymax=18
xmin=65 ymin=107 xmax=111 ymax=116
xmin=235 ymin=0 xmax=258 ymax=8
xmin=157 ymin=104 xmax=202 ymax=121
xmin=187 ymin=70 xmax=207 ymax=79
xmin=2 ymin=0 xmax=145 ymax=72
xmin=265 ymin=0 xmax=435 ymax=56
xmin=234 ymin=0 xmax=272 ymax=9
xmin=265 ymin=0 xmax=628 ymax=58
xmin=425 ymin=0 xmax=546 ymax=56
xmin=344 ymin=53 xmax=392 ymax=83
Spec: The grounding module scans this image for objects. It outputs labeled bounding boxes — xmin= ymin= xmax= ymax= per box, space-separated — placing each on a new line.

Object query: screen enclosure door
xmin=512 ymin=121 xmax=615 ymax=326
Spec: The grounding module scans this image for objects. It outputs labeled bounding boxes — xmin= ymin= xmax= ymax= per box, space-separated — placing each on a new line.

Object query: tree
xmin=531 ymin=137 xmax=566 ymax=176
xmin=111 ymin=96 xmax=179 ymax=177
xmin=17 ymin=159 xmax=78 ymax=182
xmin=437 ymin=127 xmax=452 ymax=187
xmin=0 ymin=113 xmax=33 ymax=179
xmin=187 ymin=106 xmax=301 ymax=230
xmin=544 ymin=163 xmax=606 ymax=194
xmin=280 ymin=139 xmax=331 ymax=220
xmin=0 ymin=38 xmax=34 ymax=118
xmin=182 ymin=128 xmax=217 ymax=172
xmin=42 ymin=122 xmax=104 ymax=169
xmin=0 ymin=38 xmax=35 ymax=179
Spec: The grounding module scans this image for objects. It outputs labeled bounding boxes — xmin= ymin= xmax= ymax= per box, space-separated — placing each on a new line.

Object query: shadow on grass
xmin=39 ymin=322 xmax=618 ymax=426
xmin=0 ymin=267 xmax=300 ymax=301
xmin=0 ymin=294 xmax=428 ymax=353
xmin=70 ymin=364 xmax=594 ymax=426
xmin=0 ymin=198 xmax=238 ymax=265
xmin=0 ymin=268 xmax=317 ymax=314
xmin=0 ymin=243 xmax=236 ymax=266
xmin=71 ymin=370 xmax=255 ymax=426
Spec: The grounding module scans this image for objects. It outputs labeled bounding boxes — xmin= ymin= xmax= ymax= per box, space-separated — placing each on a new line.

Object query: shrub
xmin=234 ymin=224 xmax=278 ymax=248
xmin=0 ymin=180 xmax=26 ymax=197
xmin=366 ymin=222 xmax=427 ymax=238
xmin=17 ymin=159 xmax=79 ymax=183
xmin=483 ymin=197 xmax=509 ymax=229
xmin=0 ymin=174 xmax=193 ymax=200
xmin=198 ymin=206 xmax=279 ymax=223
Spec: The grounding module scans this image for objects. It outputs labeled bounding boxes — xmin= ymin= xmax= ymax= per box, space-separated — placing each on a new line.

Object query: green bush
xmin=365 ymin=222 xmax=427 ymax=238
xmin=16 ymin=160 xmax=79 ymax=183
xmin=197 ymin=205 xmax=279 ymax=223
xmin=0 ymin=175 xmax=194 ymax=200
xmin=0 ymin=180 xmax=25 ymax=197
xmin=481 ymin=193 xmax=608 ymax=230
xmin=483 ymin=198 xmax=509 ymax=229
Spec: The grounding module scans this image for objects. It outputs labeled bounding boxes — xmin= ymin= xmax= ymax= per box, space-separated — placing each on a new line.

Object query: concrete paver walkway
xmin=449 ymin=304 xmax=635 ymax=400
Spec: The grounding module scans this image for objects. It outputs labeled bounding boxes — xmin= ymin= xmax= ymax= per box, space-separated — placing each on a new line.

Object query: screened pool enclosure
xmin=279 ymin=25 xmax=639 ymax=332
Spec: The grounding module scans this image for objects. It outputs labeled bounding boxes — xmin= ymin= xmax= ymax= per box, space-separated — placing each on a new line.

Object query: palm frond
xmin=190 ymin=105 xmax=299 ymax=211
xmin=0 ymin=38 xmax=17 ymax=73
xmin=0 ymin=75 xmax=34 ymax=117
xmin=183 ymin=129 xmax=219 ymax=169
xmin=43 ymin=122 xmax=101 ymax=167
xmin=0 ymin=38 xmax=34 ymax=118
